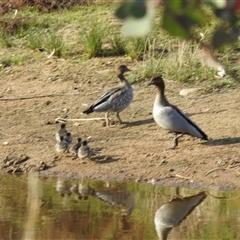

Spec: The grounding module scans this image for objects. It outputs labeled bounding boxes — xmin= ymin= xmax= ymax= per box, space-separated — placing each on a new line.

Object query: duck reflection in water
xmin=55 ymin=179 xmax=135 ymax=218
xmin=56 ymin=178 xmax=72 ymax=197
xmin=154 ymin=191 xmax=206 ymax=240
xmin=92 ymin=187 xmax=135 ymax=217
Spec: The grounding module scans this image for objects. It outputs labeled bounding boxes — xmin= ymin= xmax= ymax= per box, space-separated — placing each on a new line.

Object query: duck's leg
xmin=105 ymin=112 xmax=110 ymax=127
xmin=166 ymin=133 xmax=183 ymax=150
xmin=116 ymin=112 xmax=123 ymax=124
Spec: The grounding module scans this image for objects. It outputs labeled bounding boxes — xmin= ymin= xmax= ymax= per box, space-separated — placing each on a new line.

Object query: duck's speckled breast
xmin=111 ymin=87 xmax=133 ymax=112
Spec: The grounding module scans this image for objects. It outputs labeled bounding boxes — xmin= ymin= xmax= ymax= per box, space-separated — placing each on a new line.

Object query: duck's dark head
xmin=147 ymin=76 xmax=165 ymax=94
xmin=77 ymin=138 xmax=82 ymax=142
xmin=60 ymin=123 xmax=66 ymax=129
xmin=82 ymin=140 xmax=88 ymax=146
xmin=116 ymin=65 xmax=131 ymax=78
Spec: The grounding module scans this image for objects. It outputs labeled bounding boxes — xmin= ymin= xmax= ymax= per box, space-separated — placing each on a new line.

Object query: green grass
xmin=0 ymin=31 xmax=12 ymax=47
xmin=0 ymin=4 xmax=239 ymax=90
xmin=82 ymin=23 xmax=104 ymax=58
xmin=0 ymin=54 xmax=27 ymax=68
xmin=44 ymin=32 xmax=65 ymax=58
xmin=110 ymin=33 xmax=126 ymax=55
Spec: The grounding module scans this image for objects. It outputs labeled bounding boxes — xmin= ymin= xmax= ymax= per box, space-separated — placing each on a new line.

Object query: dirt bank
xmin=1 ymin=55 xmax=240 ymax=190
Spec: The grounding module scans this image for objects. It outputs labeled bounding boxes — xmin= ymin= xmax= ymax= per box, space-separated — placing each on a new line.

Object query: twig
xmin=205 ymin=167 xmax=227 ymax=176
xmin=175 ymin=174 xmax=191 ymax=180
xmin=0 ymin=93 xmax=79 ymax=101
xmin=55 ymin=117 xmax=107 ymax=123
xmin=0 ymin=129 xmax=21 ymax=136
xmin=205 ymin=167 xmax=240 ymax=176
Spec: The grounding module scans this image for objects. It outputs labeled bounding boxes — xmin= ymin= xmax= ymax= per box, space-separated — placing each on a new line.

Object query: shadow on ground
xmin=203 ymin=137 xmax=240 ymax=146
xmin=122 ymin=118 xmax=155 ymax=128
xmin=91 ymin=155 xmax=120 ymax=164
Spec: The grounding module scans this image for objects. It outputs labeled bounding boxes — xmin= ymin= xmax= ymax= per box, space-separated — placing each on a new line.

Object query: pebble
xmin=179 ymin=88 xmax=201 ymax=96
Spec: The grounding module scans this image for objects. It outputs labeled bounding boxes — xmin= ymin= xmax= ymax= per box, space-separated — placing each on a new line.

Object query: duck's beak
xmin=126 ymin=67 xmax=131 ymax=72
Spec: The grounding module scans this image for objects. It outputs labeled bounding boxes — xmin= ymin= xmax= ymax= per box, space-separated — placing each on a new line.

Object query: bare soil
xmin=1 ymin=52 xmax=240 ymax=190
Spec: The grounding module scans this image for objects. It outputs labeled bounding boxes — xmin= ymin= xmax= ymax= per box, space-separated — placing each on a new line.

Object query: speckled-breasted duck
xmin=55 ymin=124 xmax=67 ymax=142
xmin=148 ymin=76 xmax=208 ymax=149
xmin=77 ymin=140 xmax=91 ymax=160
xmin=83 ymin=65 xmax=133 ymax=126
xmin=69 ymin=137 xmax=82 ymax=156
xmin=55 ymin=136 xmax=68 ymax=153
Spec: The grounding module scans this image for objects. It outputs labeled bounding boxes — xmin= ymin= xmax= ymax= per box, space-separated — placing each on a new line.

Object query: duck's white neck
xmin=155 ymin=91 xmax=169 ymax=106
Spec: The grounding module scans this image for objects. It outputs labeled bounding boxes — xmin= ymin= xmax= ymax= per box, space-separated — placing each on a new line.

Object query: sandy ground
xmin=1 ymin=52 xmax=240 ymax=190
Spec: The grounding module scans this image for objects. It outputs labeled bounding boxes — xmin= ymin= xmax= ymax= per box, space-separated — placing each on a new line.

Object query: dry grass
xmin=0 ymin=0 xmax=107 ymax=15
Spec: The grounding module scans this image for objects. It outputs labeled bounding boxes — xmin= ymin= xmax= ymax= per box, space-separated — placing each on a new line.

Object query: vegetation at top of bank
xmin=0 ymin=1 xmax=239 ymax=91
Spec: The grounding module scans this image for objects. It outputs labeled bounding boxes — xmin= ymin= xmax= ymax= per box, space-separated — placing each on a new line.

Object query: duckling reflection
xmin=55 ymin=180 xmax=135 ymax=217
xmin=154 ymin=191 xmax=206 ymax=240
xmin=78 ymin=183 xmax=94 ymax=200
xmin=92 ymin=188 xmax=135 ymax=217
xmin=56 ymin=178 xmax=72 ymax=197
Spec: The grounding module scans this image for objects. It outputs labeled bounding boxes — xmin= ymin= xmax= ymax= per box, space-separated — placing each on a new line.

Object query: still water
xmin=0 ymin=173 xmax=239 ymax=240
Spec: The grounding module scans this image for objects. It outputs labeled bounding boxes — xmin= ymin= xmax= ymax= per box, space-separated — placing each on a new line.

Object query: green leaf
xmin=115 ymin=0 xmax=147 ymax=20
xmin=122 ymin=8 xmax=155 ymax=36
xmin=187 ymin=8 xmax=207 ymax=26
xmin=130 ymin=1 xmax=147 ymax=19
xmin=115 ymin=2 xmax=132 ymax=20
xmin=162 ymin=11 xmax=190 ymax=39
xmin=163 ymin=0 xmax=183 ymax=12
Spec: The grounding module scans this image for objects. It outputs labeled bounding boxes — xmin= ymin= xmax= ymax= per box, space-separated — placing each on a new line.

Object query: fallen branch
xmin=205 ymin=167 xmax=227 ymax=176
xmin=205 ymin=167 xmax=240 ymax=176
xmin=175 ymin=174 xmax=192 ymax=180
xmin=0 ymin=93 xmax=79 ymax=101
xmin=55 ymin=117 xmax=107 ymax=123
xmin=0 ymin=129 xmax=21 ymax=136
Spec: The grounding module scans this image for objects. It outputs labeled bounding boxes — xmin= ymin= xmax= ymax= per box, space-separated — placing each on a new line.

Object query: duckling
xmin=83 ymin=65 xmax=133 ymax=126
xmin=69 ymin=137 xmax=82 ymax=156
xmin=55 ymin=123 xmax=67 ymax=142
xmin=64 ymin=132 xmax=72 ymax=145
xmin=55 ymin=136 xmax=68 ymax=153
xmin=77 ymin=140 xmax=92 ymax=160
xmin=148 ymin=76 xmax=208 ymax=149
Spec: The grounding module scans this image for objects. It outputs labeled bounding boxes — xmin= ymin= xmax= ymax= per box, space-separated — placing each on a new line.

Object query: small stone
xmin=179 ymin=88 xmax=200 ymax=96
xmin=3 ymin=141 xmax=8 ymax=145
xmin=62 ymin=108 xmax=68 ymax=114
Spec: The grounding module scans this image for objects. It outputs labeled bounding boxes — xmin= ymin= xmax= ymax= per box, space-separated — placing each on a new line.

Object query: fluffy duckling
xmin=55 ymin=123 xmax=67 ymax=142
xmin=64 ymin=132 xmax=72 ymax=145
xmin=69 ymin=138 xmax=82 ymax=156
xmin=148 ymin=76 xmax=208 ymax=149
xmin=55 ymin=136 xmax=68 ymax=153
xmin=83 ymin=65 xmax=133 ymax=126
xmin=77 ymin=140 xmax=92 ymax=160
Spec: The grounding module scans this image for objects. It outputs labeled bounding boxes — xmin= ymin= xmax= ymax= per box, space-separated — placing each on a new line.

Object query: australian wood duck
xmin=83 ymin=65 xmax=133 ymax=126
xmin=148 ymin=76 xmax=208 ymax=149
xmin=77 ymin=140 xmax=92 ymax=160
xmin=69 ymin=137 xmax=82 ymax=156
xmin=64 ymin=132 xmax=72 ymax=145
xmin=55 ymin=123 xmax=67 ymax=142
xmin=55 ymin=136 xmax=68 ymax=153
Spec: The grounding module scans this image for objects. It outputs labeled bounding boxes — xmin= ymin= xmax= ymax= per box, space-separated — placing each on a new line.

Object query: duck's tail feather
xmin=83 ymin=107 xmax=93 ymax=114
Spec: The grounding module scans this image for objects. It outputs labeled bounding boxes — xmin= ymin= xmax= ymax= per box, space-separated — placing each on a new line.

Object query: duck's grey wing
xmin=161 ymin=104 xmax=208 ymax=140
xmin=173 ymin=106 xmax=208 ymax=140
xmin=85 ymin=87 xmax=122 ymax=113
